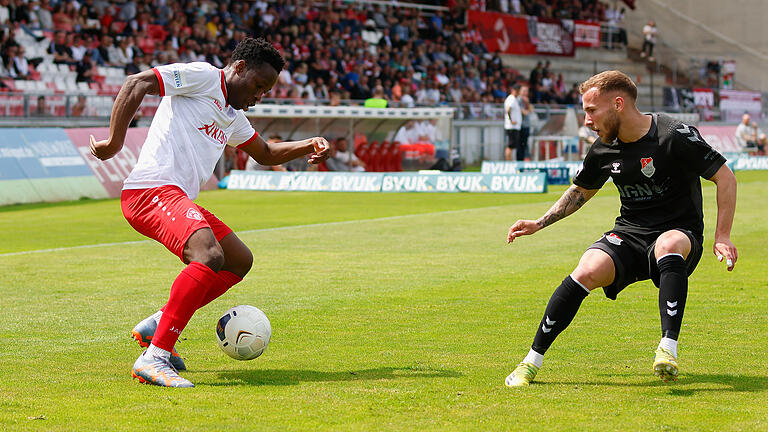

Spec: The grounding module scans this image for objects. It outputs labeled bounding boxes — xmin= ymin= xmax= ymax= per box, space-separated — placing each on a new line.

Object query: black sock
xmin=658 ymin=254 xmax=687 ymax=340
xmin=531 ymin=276 xmax=589 ymax=354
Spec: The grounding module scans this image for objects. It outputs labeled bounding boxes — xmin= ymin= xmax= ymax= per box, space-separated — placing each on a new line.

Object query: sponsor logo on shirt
xmin=610 ymin=161 xmax=621 ymax=174
xmin=213 ymin=99 xmax=222 ymax=111
xmin=616 ymin=178 xmax=670 ymax=200
xmin=198 ymin=121 xmax=228 ymax=146
xmin=186 ymin=208 xmax=203 ymax=221
xmin=172 ymin=69 xmax=186 ymax=88
xmin=640 ymin=157 xmax=655 ymax=177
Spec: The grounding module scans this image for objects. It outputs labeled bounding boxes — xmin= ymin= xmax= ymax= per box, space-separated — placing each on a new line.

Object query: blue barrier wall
xmin=0 ymin=128 xmax=108 ymax=205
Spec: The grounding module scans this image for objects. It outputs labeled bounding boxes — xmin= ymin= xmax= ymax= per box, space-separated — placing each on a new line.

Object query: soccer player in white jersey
xmin=90 ymin=38 xmax=330 ymax=387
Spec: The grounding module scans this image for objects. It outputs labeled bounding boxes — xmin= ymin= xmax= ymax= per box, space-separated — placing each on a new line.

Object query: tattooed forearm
xmin=536 ymin=185 xmax=589 ymax=229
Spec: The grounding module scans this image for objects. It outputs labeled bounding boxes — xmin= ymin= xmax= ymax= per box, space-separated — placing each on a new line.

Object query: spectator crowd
xmin=1 ymin=0 xmax=621 ymax=111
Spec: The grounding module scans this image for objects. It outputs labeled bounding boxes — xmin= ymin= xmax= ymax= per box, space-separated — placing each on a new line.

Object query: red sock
xmin=159 ymin=271 xmax=243 ymax=312
xmin=152 ymin=262 xmax=219 ymax=351
xmin=197 ymin=270 xmax=242 ymax=310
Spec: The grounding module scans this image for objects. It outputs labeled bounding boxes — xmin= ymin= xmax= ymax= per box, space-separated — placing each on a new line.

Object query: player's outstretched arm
xmin=507 ymin=184 xmax=597 ymax=244
xmin=90 ymin=70 xmax=160 ymax=160
xmin=709 ymin=164 xmax=738 ymax=271
xmin=240 ymin=136 xmax=330 ymax=166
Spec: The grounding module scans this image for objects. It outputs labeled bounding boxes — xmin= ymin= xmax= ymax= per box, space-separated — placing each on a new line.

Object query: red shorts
xmin=121 ymin=185 xmax=233 ymax=260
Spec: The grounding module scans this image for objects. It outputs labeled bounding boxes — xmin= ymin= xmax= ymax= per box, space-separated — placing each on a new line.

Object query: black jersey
xmin=573 ymin=113 xmax=726 ymax=238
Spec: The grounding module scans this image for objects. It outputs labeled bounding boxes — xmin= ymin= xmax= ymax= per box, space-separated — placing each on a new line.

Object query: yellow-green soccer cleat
xmin=653 ymin=347 xmax=679 ymax=382
xmin=505 ymin=363 xmax=539 ymax=387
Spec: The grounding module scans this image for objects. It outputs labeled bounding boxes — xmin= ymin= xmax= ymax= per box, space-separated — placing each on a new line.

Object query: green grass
xmin=1 ymin=171 xmax=767 ymax=431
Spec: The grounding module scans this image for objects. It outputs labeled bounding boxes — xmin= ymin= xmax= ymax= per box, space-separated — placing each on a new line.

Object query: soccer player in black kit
xmin=504 ymin=70 xmax=738 ymax=386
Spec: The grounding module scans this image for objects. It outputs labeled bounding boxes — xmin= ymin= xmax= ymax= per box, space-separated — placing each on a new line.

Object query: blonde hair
xmin=579 ymin=70 xmax=637 ymax=101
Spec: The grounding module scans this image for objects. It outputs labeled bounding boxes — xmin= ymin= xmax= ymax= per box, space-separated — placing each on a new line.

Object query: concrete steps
xmin=502 ymin=48 xmax=664 ymax=110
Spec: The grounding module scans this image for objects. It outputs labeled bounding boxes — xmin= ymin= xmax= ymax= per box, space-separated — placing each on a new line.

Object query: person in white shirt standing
xmin=504 ymin=84 xmax=522 ymax=161
xmin=641 ymin=20 xmax=657 ymax=61
xmin=90 ymin=37 xmax=330 ymax=388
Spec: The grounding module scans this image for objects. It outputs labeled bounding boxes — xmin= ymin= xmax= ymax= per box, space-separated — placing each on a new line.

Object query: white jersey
xmin=504 ymin=93 xmax=521 ymax=130
xmin=123 ymin=62 xmax=257 ymax=200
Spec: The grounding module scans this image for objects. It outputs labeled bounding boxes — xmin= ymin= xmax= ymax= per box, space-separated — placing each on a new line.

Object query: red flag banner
xmin=467 ymin=10 xmax=575 ymax=57
xmin=467 ymin=10 xmax=536 ymax=55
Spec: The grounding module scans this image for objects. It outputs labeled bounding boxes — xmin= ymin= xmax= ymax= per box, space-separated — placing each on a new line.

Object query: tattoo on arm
xmin=536 ymin=186 xmax=588 ymax=229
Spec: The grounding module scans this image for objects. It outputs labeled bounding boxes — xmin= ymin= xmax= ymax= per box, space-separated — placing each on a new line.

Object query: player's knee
xmin=655 ymin=231 xmax=690 ymax=258
xmin=199 ymin=244 xmax=226 ymax=272
xmin=572 ymin=249 xmax=614 ymax=290
xmin=570 ymin=269 xmax=602 ymax=291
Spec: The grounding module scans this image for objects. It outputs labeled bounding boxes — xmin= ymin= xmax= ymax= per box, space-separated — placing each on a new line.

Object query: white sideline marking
xmin=0 ymin=205 xmax=507 ymax=257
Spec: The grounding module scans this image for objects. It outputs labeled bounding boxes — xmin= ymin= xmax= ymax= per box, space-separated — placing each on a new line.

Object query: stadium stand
xmin=3 ymin=0 xmax=757 ymax=165
xmin=2 ymin=0 xmax=645 ymax=115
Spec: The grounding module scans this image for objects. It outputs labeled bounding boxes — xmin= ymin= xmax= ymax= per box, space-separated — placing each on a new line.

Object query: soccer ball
xmin=216 ymin=305 xmax=271 ymax=360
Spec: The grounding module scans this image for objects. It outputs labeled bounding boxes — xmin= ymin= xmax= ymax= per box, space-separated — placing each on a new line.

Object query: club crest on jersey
xmin=640 ymin=157 xmax=655 ymax=177
xmin=605 ymin=233 xmax=623 ymax=245
xmin=610 ymin=161 xmax=621 ymax=174
xmin=186 ymin=208 xmax=203 ymax=221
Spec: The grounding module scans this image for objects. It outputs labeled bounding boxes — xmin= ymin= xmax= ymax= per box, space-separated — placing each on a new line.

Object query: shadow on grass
xmin=543 ymin=372 xmax=768 ymax=394
xmin=195 ymin=366 xmax=462 ymax=387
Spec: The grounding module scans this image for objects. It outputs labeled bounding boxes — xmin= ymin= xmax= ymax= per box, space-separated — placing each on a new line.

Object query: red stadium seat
xmin=366 ymin=141 xmax=380 ymax=171
xmin=8 ymin=95 xmax=25 ymax=116
xmin=47 ymin=95 xmax=66 ymax=116
xmin=357 ymin=141 xmax=372 ymax=165
xmin=378 ymin=141 xmax=392 ymax=172
xmin=373 ymin=141 xmax=392 ymax=172
xmin=1 ymin=79 xmax=16 ymax=91
xmin=147 ymin=24 xmax=168 ymax=41
xmin=28 ymin=66 xmax=41 ymax=81
xmin=354 ymin=142 xmax=368 ymax=158
xmin=354 ymin=136 xmax=369 ymax=161
xmin=138 ymin=38 xmax=156 ymax=54
xmin=383 ymin=141 xmax=403 ymax=172
xmin=390 ymin=142 xmax=403 ymax=172
xmin=354 ymin=133 xmax=367 ymax=148
xmin=111 ymin=21 xmax=127 ymax=34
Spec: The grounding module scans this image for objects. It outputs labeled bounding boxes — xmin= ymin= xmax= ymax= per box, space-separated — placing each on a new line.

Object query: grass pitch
xmin=1 ymin=172 xmax=767 ymax=431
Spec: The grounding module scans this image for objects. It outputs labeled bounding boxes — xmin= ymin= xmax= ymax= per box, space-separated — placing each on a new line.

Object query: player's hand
xmin=307 ymin=137 xmax=330 ymax=165
xmin=89 ymin=134 xmax=119 ymax=161
xmin=507 ymin=220 xmax=540 ymax=244
xmin=713 ymin=238 xmax=738 ymax=271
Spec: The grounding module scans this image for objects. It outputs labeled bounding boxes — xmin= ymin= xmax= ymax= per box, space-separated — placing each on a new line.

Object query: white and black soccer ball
xmin=216 ymin=305 xmax=271 ymax=360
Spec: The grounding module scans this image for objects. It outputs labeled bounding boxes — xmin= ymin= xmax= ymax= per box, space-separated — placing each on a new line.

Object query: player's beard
xmin=602 ymin=111 xmax=621 ymax=143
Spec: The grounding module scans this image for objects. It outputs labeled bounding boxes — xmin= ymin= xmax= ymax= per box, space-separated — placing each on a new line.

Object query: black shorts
xmin=506 ymin=129 xmax=520 ymax=149
xmin=587 ymin=228 xmax=704 ymax=300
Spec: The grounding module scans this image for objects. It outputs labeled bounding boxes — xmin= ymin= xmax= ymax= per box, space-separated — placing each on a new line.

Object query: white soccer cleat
xmin=132 ymin=312 xmax=187 ymax=371
xmin=131 ymin=351 xmax=194 ymax=388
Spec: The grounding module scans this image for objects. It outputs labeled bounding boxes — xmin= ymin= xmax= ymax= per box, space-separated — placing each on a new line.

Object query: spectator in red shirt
xmin=51 ymin=2 xmax=74 ymax=32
